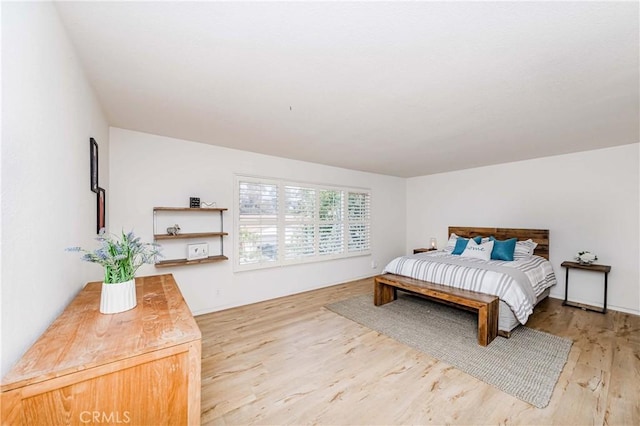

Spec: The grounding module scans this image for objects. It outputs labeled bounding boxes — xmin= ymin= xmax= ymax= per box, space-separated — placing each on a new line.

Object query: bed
xmin=377 ymin=227 xmax=557 ymax=341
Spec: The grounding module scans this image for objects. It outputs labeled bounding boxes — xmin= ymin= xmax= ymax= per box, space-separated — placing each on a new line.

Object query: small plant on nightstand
xmin=575 ymin=250 xmax=597 ymax=265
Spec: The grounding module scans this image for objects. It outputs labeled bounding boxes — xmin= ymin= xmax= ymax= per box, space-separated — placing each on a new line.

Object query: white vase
xmin=100 ymin=279 xmax=137 ymax=314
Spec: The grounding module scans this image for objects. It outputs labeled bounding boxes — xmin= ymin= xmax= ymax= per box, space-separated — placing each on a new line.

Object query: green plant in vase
xmin=67 ymin=230 xmax=162 ymax=313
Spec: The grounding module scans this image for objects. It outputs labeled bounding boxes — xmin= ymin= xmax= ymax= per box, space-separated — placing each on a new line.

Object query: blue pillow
xmin=489 ymin=237 xmax=517 ymax=261
xmin=451 ymin=236 xmax=483 ymax=255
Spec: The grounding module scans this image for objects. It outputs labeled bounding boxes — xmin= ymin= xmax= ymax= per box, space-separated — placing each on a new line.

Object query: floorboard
xmin=196 ymin=277 xmax=639 ymax=425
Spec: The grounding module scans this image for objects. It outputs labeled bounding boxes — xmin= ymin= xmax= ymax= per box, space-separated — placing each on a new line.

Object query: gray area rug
xmin=326 ymin=293 xmax=572 ymax=408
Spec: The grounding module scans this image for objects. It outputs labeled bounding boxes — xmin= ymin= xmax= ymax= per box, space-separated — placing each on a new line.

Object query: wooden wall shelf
xmin=154 ymin=207 xmax=228 ymax=212
xmin=153 ymin=206 xmax=228 ymax=267
xmin=154 ymin=232 xmax=229 ymax=240
xmin=155 ymin=255 xmax=229 ymax=268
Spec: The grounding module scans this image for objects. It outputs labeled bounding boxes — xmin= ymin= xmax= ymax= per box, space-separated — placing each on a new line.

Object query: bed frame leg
xmin=498 ymin=330 xmax=512 ymax=338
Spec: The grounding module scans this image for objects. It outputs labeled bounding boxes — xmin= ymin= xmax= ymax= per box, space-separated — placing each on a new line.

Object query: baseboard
xmin=547 ymin=295 xmax=640 ymax=316
xmin=192 ymin=273 xmax=377 ymax=316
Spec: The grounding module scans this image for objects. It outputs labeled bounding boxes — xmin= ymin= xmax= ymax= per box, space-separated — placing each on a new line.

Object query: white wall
xmin=1 ymin=2 xmax=109 ymax=377
xmin=109 ymin=128 xmax=406 ymax=315
xmin=407 ymin=144 xmax=640 ymax=315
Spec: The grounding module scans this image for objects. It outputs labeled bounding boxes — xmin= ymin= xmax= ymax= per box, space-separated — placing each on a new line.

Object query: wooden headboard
xmin=448 ymin=227 xmax=549 ymax=260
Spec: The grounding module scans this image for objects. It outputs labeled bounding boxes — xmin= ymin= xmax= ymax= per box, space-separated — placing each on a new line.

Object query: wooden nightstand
xmin=561 ymin=261 xmax=611 ymax=314
xmin=413 ymin=247 xmax=437 ymax=254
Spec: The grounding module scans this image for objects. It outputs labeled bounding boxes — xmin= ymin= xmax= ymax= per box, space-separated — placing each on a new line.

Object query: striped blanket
xmin=383 ymin=251 xmax=557 ymax=324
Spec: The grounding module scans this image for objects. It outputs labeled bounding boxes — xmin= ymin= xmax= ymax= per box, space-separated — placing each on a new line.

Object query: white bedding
xmin=383 ymin=251 xmax=557 ymax=325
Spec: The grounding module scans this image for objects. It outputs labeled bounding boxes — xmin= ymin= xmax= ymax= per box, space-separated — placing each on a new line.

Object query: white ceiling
xmin=55 ymin=1 xmax=639 ymax=178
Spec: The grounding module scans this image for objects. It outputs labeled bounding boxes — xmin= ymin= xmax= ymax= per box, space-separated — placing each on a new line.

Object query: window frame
xmin=235 ymin=175 xmax=372 ymax=272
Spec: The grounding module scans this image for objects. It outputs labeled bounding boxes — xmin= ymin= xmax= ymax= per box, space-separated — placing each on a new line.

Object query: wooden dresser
xmin=1 ymin=274 xmax=201 ymax=425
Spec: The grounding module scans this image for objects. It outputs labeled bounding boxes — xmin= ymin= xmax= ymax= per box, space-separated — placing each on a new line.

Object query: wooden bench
xmin=374 ymin=273 xmax=499 ymax=346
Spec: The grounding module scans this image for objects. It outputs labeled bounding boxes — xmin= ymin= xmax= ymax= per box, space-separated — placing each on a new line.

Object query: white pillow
xmin=514 ymin=239 xmax=538 ymax=258
xmin=460 ymin=238 xmax=494 ymax=261
xmin=443 ymin=233 xmax=459 ymax=252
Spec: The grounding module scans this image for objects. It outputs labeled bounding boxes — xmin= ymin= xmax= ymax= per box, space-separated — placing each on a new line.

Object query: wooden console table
xmin=561 ymin=261 xmax=611 ymax=314
xmin=1 ymin=274 xmax=201 ymax=425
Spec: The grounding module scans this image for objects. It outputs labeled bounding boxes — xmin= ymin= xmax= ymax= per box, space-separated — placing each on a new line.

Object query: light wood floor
xmin=195 ymin=277 xmax=640 ymax=425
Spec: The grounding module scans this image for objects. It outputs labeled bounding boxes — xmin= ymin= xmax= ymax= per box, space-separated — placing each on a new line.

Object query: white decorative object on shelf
xmin=201 ymin=201 xmax=217 ymax=208
xmin=187 ymin=242 xmax=209 ymax=260
xmin=166 ymin=224 xmax=181 ymax=235
xmin=575 ymin=250 xmax=597 ymax=265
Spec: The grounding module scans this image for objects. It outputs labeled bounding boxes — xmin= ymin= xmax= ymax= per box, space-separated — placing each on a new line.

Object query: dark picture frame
xmin=90 ymin=138 xmax=99 ymax=193
xmin=97 ymin=187 xmax=106 ymax=234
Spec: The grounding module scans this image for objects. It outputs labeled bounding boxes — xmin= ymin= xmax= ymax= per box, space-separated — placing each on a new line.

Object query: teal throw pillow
xmin=451 ymin=236 xmax=483 ymax=255
xmin=489 ymin=237 xmax=517 ymax=261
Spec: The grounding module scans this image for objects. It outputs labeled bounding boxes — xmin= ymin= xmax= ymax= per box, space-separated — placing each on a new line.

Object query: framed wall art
xmin=90 ymin=138 xmax=99 ymax=193
xmin=97 ymin=187 xmax=106 ymax=234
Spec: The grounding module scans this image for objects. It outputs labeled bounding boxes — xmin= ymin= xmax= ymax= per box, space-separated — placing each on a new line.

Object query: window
xmin=347 ymin=191 xmax=371 ymax=253
xmin=284 ymin=185 xmax=315 ymax=260
xmin=318 ymin=190 xmax=344 ymax=256
xmin=236 ymin=176 xmax=371 ymax=270
xmin=237 ymin=180 xmax=279 ymax=266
